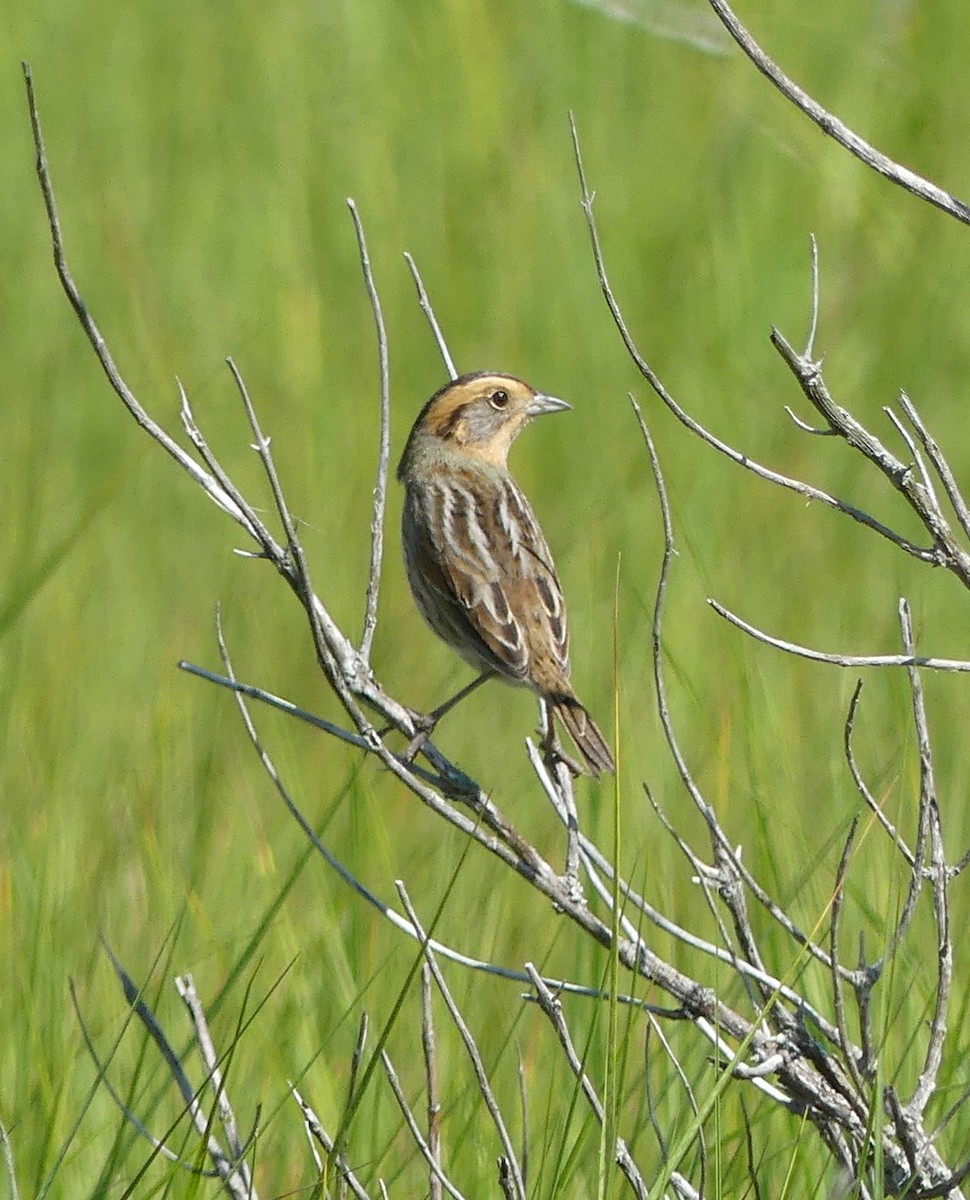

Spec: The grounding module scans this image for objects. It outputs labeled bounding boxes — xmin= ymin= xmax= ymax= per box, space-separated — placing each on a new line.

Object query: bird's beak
xmin=527 ymin=392 xmax=572 ymax=418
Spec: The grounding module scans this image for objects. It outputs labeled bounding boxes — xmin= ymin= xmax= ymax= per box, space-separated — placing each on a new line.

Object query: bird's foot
xmin=402 ymin=708 xmax=438 ymax=763
xmin=539 ymin=729 xmax=583 ymax=779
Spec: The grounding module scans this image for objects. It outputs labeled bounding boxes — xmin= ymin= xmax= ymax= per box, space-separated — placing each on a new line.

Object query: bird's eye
xmin=489 ymin=389 xmax=509 ymax=410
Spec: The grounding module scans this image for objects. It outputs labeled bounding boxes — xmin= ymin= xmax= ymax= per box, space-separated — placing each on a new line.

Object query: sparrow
xmin=397 ymin=371 xmax=614 ymax=776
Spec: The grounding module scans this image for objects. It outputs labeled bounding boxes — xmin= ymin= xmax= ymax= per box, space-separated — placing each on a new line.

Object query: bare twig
xmin=709 ymin=602 xmax=970 ymax=674
xmin=525 ymin=737 xmax=581 ymax=891
xmin=403 ymin=252 xmax=457 ymax=380
xmin=829 ymin=818 xmax=868 ymax=1100
xmin=899 ymin=391 xmax=970 ymax=543
xmin=380 ymin=1050 xmax=466 ymax=1200
xmin=515 ymin=1046 xmax=528 ymax=1193
xmin=226 ymin=354 xmax=368 ymax=720
xmin=785 ymin=405 xmax=837 ymax=436
xmin=705 ymin=0 xmax=970 ymax=225
xmin=290 ymin=1084 xmax=373 ymax=1200
xmin=23 ymin=62 xmax=254 ymax=533
xmin=805 ymin=233 xmax=820 ymax=361
xmin=175 ymin=974 xmax=254 ymax=1172
xmin=884 ymin=405 xmax=939 ymax=509
xmin=293 ymin=1083 xmax=323 ymax=1173
xmin=421 ymin=964 xmax=444 ymax=1200
xmin=843 ymin=681 xmax=915 ymax=866
xmin=179 ymin=660 xmax=374 ymax=750
xmin=347 ymin=199 xmax=391 ymax=663
xmin=912 ymin=795 xmax=952 ymax=1120
xmin=178 ymin=379 xmax=276 ymax=545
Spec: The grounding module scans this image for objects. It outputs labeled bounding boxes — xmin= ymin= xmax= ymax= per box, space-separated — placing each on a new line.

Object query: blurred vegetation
xmin=4 ymin=0 xmax=970 ymax=1194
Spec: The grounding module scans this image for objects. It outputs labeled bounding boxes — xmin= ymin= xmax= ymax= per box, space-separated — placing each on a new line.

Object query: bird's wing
xmin=411 ymin=471 xmax=569 ymax=684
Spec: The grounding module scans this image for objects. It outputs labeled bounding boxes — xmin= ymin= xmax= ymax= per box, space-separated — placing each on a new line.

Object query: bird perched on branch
xmin=397 ymin=371 xmax=614 ymax=777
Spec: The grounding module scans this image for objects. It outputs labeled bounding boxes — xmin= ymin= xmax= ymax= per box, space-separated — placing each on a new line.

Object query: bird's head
xmin=398 ymin=372 xmax=571 ymax=475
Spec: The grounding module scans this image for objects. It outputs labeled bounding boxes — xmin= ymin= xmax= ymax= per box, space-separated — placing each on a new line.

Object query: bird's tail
xmin=549 ymin=694 xmax=615 ymax=778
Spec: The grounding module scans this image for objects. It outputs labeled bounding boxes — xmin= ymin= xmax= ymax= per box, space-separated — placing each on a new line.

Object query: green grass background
xmin=4 ymin=0 xmax=970 ymax=1194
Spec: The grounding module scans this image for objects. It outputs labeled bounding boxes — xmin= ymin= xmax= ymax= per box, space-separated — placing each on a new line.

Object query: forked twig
xmin=525 ymin=964 xmax=650 ymax=1200
xmin=397 ymin=883 xmax=526 ymax=1200
xmin=630 ymin=396 xmax=854 ymax=980
xmin=898 ymin=603 xmax=952 ymax=1123
xmin=769 ymin=329 xmax=970 ymax=589
xmin=569 ymin=112 xmax=938 ymax=566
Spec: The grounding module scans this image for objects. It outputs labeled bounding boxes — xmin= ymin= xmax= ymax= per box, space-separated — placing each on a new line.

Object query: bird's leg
xmin=402 ymin=671 xmax=494 ymax=761
xmin=538 ymin=703 xmax=583 ymax=779
xmin=539 ymin=700 xmax=583 ymax=895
